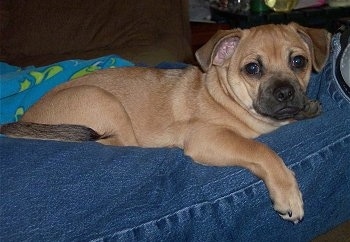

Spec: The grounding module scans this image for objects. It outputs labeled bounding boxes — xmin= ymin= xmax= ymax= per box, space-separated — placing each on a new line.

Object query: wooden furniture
xmin=210 ymin=5 xmax=350 ymax=32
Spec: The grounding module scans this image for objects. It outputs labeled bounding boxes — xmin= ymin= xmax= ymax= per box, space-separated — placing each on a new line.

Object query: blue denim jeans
xmin=0 ymin=36 xmax=349 ymax=241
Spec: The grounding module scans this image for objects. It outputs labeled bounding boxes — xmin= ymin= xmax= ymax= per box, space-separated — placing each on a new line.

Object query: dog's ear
xmin=195 ymin=29 xmax=243 ymax=72
xmin=289 ymin=22 xmax=331 ymax=72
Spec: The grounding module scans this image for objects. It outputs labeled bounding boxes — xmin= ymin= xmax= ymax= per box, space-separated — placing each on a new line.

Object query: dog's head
xmin=195 ymin=23 xmax=331 ymax=121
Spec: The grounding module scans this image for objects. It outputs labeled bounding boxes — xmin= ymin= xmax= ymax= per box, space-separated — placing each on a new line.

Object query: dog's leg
xmin=184 ymin=125 xmax=303 ymax=223
xmin=19 ymin=85 xmax=139 ymax=146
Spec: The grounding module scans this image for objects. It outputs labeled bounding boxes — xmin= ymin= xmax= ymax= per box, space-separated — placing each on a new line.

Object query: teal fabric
xmin=0 ymin=55 xmax=134 ymax=124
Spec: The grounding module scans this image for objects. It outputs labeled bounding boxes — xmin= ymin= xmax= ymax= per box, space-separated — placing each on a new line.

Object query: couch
xmin=1 ymin=1 xmax=349 ymax=241
xmin=0 ymin=0 xmax=193 ymax=66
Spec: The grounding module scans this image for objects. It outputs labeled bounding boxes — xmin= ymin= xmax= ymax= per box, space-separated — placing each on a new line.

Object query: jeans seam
xmin=277 ymin=122 xmax=348 ymax=158
xmin=91 ymin=179 xmax=262 ymax=242
xmin=288 ymin=132 xmax=350 ymax=170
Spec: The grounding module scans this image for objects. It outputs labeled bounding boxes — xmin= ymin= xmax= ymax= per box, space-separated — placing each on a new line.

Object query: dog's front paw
xmin=270 ymin=170 xmax=304 ymax=224
xmin=273 ymin=189 xmax=304 ymax=224
xmin=295 ymin=99 xmax=321 ymax=120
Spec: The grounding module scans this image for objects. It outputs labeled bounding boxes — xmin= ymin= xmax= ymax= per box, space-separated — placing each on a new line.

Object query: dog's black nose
xmin=273 ymin=85 xmax=295 ymax=102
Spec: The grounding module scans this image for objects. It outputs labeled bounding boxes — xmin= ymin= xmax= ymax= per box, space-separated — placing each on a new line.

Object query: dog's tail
xmin=0 ymin=122 xmax=104 ymax=142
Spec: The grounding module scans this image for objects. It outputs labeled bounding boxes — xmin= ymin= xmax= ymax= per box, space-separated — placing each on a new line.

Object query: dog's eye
xmin=291 ymin=55 xmax=306 ymax=69
xmin=245 ymin=63 xmax=261 ymax=76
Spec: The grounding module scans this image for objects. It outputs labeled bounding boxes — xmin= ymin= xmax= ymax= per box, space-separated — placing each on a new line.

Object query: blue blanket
xmin=0 ymin=55 xmax=134 ymax=124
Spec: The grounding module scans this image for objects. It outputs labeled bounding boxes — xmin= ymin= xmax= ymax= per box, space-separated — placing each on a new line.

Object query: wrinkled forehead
xmin=235 ymin=26 xmax=309 ymax=63
xmin=247 ymin=25 xmax=303 ymax=46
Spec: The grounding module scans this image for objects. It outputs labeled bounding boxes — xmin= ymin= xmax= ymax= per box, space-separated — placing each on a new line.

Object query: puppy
xmin=0 ymin=23 xmax=330 ymax=223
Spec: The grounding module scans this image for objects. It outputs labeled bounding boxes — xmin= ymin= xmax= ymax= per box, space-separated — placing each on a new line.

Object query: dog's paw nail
xmin=293 ymin=217 xmax=303 ymax=225
xmin=278 ymin=210 xmax=293 ymax=218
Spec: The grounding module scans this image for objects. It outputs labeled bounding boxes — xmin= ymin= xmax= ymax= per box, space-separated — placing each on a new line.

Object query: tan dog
xmin=1 ymin=23 xmax=330 ymax=223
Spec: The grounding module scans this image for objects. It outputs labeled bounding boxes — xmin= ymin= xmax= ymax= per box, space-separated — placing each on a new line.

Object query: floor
xmin=312 ymin=220 xmax=350 ymax=242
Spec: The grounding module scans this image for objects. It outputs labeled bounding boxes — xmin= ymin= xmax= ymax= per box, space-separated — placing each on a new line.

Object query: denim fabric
xmin=1 ymin=39 xmax=350 ymax=241
xmin=0 ymin=111 xmax=349 ymax=242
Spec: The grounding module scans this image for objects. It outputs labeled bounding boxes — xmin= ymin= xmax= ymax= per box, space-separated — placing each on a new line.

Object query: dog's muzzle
xmin=254 ymin=80 xmax=321 ymax=121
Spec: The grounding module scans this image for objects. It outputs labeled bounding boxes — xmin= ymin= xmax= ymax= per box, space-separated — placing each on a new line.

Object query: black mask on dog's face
xmin=253 ymin=78 xmax=321 ymax=121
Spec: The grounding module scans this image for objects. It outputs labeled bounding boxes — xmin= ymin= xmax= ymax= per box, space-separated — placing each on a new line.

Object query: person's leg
xmin=335 ymin=27 xmax=350 ymax=99
xmin=308 ymin=28 xmax=350 ymax=111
